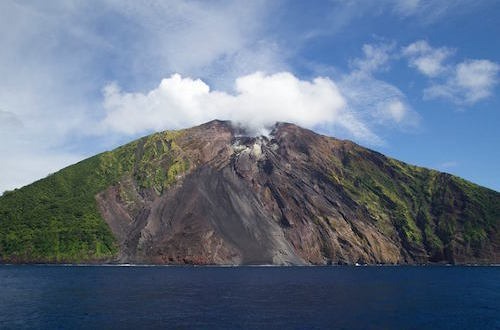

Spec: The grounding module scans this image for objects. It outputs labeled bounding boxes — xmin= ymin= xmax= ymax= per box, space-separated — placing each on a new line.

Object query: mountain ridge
xmin=0 ymin=120 xmax=498 ymax=264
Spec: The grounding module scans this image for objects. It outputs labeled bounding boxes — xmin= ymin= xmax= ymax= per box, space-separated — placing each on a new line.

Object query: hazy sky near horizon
xmin=0 ymin=0 xmax=499 ymax=192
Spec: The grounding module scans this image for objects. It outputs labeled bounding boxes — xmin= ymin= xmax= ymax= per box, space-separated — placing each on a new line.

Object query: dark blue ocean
xmin=0 ymin=266 xmax=498 ymax=329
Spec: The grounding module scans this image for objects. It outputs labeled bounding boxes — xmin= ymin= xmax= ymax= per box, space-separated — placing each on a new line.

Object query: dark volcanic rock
xmin=1 ymin=120 xmax=499 ymax=264
xmin=94 ymin=120 xmax=499 ymax=264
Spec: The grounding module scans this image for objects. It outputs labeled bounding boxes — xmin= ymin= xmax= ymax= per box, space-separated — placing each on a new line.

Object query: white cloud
xmin=101 ymin=48 xmax=421 ymax=146
xmin=456 ymin=60 xmax=500 ymax=102
xmin=424 ymin=59 xmax=500 ymax=104
xmin=101 ymin=72 xmax=380 ymax=139
xmin=100 ymin=41 xmax=422 ymax=145
xmin=402 ymin=40 xmax=453 ymax=77
xmin=403 ymin=40 xmax=500 ymax=105
xmin=351 ymin=43 xmax=395 ymax=74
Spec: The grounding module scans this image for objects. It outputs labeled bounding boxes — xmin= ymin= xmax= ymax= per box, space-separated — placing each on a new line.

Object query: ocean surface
xmin=0 ymin=265 xmax=498 ymax=329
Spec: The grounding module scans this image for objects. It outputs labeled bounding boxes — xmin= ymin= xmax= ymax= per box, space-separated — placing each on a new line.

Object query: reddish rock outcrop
xmin=96 ymin=120 xmax=500 ymax=265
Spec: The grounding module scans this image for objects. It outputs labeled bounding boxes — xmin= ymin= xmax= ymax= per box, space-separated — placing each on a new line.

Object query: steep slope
xmin=0 ymin=120 xmax=498 ymax=264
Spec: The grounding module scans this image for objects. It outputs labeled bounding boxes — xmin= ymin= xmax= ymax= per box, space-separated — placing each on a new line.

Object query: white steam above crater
xmin=101 ymin=71 xmax=411 ymax=142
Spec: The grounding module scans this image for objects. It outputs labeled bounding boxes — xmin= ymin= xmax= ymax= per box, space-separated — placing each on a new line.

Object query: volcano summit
xmin=0 ymin=120 xmax=498 ymax=265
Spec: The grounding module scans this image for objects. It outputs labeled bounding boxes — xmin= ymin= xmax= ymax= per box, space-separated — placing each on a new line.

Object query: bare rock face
xmin=95 ymin=120 xmax=500 ymax=265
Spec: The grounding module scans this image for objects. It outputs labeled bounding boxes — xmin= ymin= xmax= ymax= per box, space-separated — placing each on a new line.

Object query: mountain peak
xmin=0 ymin=120 xmax=498 ymax=265
xmin=189 ymin=119 xmax=314 ymax=139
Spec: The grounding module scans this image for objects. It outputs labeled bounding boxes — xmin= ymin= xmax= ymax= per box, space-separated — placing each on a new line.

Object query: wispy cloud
xmin=402 ymin=40 xmax=500 ymax=105
xmin=103 ymin=0 xmax=285 ymax=88
xmin=402 ymin=40 xmax=454 ymax=77
xmin=350 ymin=43 xmax=396 ymax=74
xmin=307 ymin=0 xmax=484 ymax=40
xmin=339 ymin=42 xmax=419 ymax=141
xmin=424 ymin=60 xmax=500 ymax=104
xmin=390 ymin=0 xmax=480 ymax=22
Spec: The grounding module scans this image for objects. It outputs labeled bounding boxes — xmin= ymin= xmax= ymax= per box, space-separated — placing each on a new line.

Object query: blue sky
xmin=0 ymin=0 xmax=499 ymax=193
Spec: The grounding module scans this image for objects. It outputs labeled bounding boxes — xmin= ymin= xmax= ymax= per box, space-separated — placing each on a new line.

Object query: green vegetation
xmin=0 ymin=130 xmax=188 ymax=263
xmin=0 ymin=123 xmax=498 ymax=264
xmin=331 ymin=146 xmax=499 ymax=260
